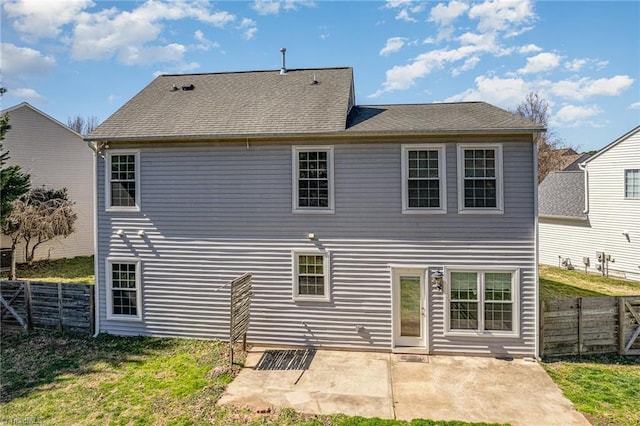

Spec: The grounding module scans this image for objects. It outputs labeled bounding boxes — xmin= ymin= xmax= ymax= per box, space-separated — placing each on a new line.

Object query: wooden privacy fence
xmin=540 ymin=295 xmax=640 ymax=357
xmin=0 ymin=281 xmax=94 ymax=334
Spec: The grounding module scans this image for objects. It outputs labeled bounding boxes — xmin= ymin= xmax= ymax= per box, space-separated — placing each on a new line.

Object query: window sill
xmin=292 ymin=208 xmax=335 ymax=215
xmin=402 ymin=209 xmax=447 ymax=215
xmin=457 ymin=209 xmax=504 ymax=215
xmin=293 ymin=296 xmax=331 ymax=303
xmin=106 ymin=314 xmax=143 ymax=322
xmin=106 ymin=206 xmax=141 ymax=213
xmin=445 ymin=330 xmax=519 ymax=338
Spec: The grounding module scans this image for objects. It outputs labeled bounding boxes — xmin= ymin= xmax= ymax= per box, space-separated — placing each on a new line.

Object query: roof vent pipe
xmin=280 ymin=47 xmax=287 ymax=75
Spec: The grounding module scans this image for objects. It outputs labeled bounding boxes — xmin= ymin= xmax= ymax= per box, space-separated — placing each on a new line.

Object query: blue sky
xmin=1 ymin=0 xmax=638 ymax=152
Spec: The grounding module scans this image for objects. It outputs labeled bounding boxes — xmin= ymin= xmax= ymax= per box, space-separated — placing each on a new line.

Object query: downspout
xmin=578 ymin=161 xmax=589 ymax=214
xmin=533 ymin=136 xmax=540 ymax=360
xmin=87 ymin=141 xmax=102 ymax=337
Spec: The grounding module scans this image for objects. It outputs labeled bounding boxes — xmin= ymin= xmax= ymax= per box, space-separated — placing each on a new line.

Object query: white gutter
xmin=87 ymin=141 xmax=101 ymax=337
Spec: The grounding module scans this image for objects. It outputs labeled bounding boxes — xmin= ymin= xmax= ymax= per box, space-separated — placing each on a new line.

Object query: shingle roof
xmin=538 ymin=171 xmax=586 ymax=219
xmin=88 ymin=67 xmax=543 ymax=142
xmin=89 ymin=68 xmax=355 ymax=140
xmin=345 ymin=103 xmax=542 ymax=134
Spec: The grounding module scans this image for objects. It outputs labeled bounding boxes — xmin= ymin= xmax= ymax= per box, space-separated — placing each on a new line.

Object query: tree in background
xmin=2 ymin=187 xmax=77 ymax=277
xmin=67 ymin=115 xmax=99 ymax=135
xmin=514 ymin=92 xmax=576 ymax=183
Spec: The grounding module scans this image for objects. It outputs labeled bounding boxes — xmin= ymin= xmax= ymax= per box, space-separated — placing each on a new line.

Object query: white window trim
xmin=292 ymin=145 xmax=335 ymax=214
xmin=401 ymin=144 xmax=447 ymax=214
xmin=106 ymin=257 xmax=142 ymax=321
xmin=105 ymin=150 xmax=141 ymax=212
xmin=292 ymin=249 xmax=331 ymax=302
xmin=624 ymin=169 xmax=640 ymax=199
xmin=456 ymin=144 xmax=504 ymax=214
xmin=444 ymin=267 xmax=519 ymax=338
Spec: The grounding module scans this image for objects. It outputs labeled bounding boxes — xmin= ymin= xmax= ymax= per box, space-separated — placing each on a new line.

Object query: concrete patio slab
xmin=218 ymin=348 xmax=590 ymax=425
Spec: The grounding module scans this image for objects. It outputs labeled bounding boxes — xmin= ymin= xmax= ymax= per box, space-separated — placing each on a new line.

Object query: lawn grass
xmin=543 ymin=354 xmax=640 ymax=426
xmin=539 ymin=264 xmax=640 ymax=300
xmin=0 ymin=256 xmax=94 ymax=284
xmin=0 ymin=331 xmax=503 ymax=426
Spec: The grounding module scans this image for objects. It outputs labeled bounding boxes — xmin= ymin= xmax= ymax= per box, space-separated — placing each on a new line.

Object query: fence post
xmin=538 ymin=299 xmax=545 ymax=359
xmin=578 ymin=297 xmax=583 ymax=356
xmin=57 ymin=282 xmax=64 ymax=331
xmin=25 ymin=281 xmax=33 ymax=331
xmin=618 ymin=296 xmax=625 ymax=355
xmin=89 ymin=289 xmax=95 ymax=335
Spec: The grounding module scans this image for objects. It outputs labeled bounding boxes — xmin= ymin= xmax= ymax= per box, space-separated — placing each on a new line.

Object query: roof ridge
xmin=160 ymin=67 xmax=352 ymax=77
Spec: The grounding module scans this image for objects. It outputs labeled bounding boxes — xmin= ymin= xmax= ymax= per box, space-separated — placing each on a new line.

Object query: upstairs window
xmin=292 ymin=146 xmax=334 ymax=213
xmin=401 ymin=144 xmax=446 ymax=213
xmin=457 ymin=144 xmax=503 ymax=214
xmin=625 ymin=169 xmax=640 ymax=198
xmin=106 ymin=151 xmax=140 ymax=211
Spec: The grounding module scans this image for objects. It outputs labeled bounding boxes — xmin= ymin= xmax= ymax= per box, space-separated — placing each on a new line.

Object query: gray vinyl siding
xmin=96 ymin=137 xmax=536 ymax=356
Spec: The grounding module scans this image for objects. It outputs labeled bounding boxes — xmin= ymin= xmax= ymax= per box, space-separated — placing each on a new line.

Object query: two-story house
xmin=539 ymin=126 xmax=640 ymax=281
xmin=86 ymin=66 xmax=543 ymax=357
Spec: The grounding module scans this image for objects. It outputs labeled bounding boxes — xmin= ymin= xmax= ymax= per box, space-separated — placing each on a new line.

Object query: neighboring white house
xmin=539 ymin=126 xmax=640 ymax=281
xmin=0 ymin=102 xmax=94 ymax=262
xmin=87 ymin=66 xmax=543 ymax=357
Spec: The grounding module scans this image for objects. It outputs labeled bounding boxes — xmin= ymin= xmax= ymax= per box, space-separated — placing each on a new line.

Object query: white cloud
xmin=444 ymin=75 xmax=532 ymax=108
xmin=319 ymin=26 xmax=330 ymax=39
xmin=251 ymin=0 xmax=315 ymax=15
xmin=385 ymin=0 xmax=424 ymax=23
xmin=153 ymin=61 xmax=200 ymax=77
xmin=452 ymin=56 xmax=480 ymax=76
xmin=429 ymin=1 xmax=469 ymax=25
xmin=395 ymin=9 xmax=416 ymax=22
xmin=252 ymin=0 xmax=281 ymax=15
xmin=374 ymin=0 xmax=539 ymax=97
xmin=468 ymin=0 xmax=535 ymax=34
xmin=238 ymin=18 xmax=257 ymax=40
xmin=0 ymin=43 xmax=56 ymax=77
xmin=549 ymin=75 xmax=634 ymax=101
xmin=518 ymin=44 xmax=542 ymax=54
xmin=518 ymin=52 xmax=562 ymax=74
xmin=9 ymin=87 xmax=46 ymax=102
xmin=122 ymin=43 xmax=187 ymax=65
xmin=385 ymin=0 xmax=414 ymax=7
xmin=194 ymin=30 xmax=220 ymax=51
xmin=553 ymin=104 xmax=602 ymax=127
xmin=380 ymin=37 xmax=408 ymax=56
xmin=107 ymin=94 xmax=121 ymax=104
xmin=3 ymin=0 xmax=93 ymax=41
xmin=70 ymin=1 xmax=236 ymax=64
xmin=630 ymin=102 xmax=640 ymax=110
xmin=564 ymin=58 xmax=587 ymax=72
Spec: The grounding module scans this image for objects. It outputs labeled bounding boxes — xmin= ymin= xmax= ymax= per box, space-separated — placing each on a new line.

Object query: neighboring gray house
xmin=539 ymin=126 xmax=640 ymax=280
xmin=0 ymin=102 xmax=94 ymax=262
xmin=87 ymin=66 xmax=543 ymax=357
